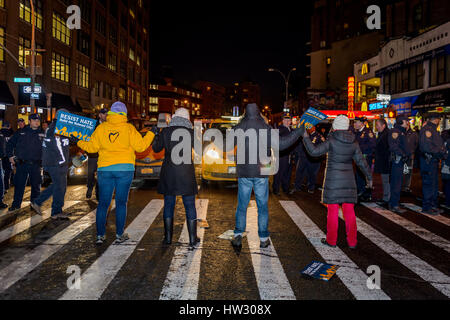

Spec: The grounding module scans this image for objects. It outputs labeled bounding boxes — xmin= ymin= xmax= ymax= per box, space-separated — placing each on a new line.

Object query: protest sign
xmin=55 ymin=111 xmax=97 ymax=142
xmin=299 ymin=107 xmax=328 ymax=129
xmin=300 ymin=261 xmax=338 ymax=281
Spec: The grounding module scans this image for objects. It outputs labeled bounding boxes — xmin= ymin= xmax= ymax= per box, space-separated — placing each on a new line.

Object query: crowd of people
xmin=0 ymin=101 xmax=448 ymax=251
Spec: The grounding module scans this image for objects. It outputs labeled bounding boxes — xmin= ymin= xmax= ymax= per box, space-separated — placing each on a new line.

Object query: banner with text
xmin=299 ymin=107 xmax=328 ymax=129
xmin=55 ymin=111 xmax=97 ymax=142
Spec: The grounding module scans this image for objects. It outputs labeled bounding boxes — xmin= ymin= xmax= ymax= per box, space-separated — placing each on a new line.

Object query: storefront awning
xmin=51 ymin=93 xmax=81 ymax=112
xmin=413 ymin=88 xmax=450 ymax=110
xmin=0 ymin=81 xmax=15 ymax=105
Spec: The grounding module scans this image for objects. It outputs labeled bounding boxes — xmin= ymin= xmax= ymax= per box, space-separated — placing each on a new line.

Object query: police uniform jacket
xmin=6 ymin=126 xmax=44 ymax=162
xmin=419 ymin=122 xmax=445 ymax=160
xmin=388 ymin=124 xmax=410 ymax=159
xmin=354 ymin=126 xmax=376 ymax=157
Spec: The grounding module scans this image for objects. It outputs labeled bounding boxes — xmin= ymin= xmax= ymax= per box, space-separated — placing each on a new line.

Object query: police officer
xmin=31 ymin=114 xmax=71 ymax=220
xmin=402 ymin=124 xmax=419 ymax=194
xmin=419 ymin=113 xmax=445 ymax=215
xmin=353 ymin=116 xmax=376 ymax=200
xmin=291 ymin=125 xmax=325 ymax=194
xmin=86 ymin=108 xmax=107 ymax=199
xmin=6 ymin=114 xmax=44 ymax=213
xmin=1 ymin=121 xmax=14 ymax=192
xmin=388 ymin=115 xmax=411 ymax=214
xmin=273 ymin=116 xmax=294 ymax=195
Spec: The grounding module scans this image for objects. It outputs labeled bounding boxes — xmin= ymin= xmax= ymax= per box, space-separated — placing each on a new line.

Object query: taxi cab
xmin=134 ymin=113 xmax=171 ymax=180
xmin=201 ymin=117 xmax=240 ymax=183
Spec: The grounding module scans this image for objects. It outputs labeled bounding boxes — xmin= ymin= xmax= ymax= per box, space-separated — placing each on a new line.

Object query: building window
xmin=103 ymin=83 xmax=112 ymax=100
xmin=79 ymin=0 xmax=91 ymax=23
xmin=128 ymin=67 xmax=135 ymax=82
xmin=120 ymin=60 xmax=126 ymax=78
xmin=136 ymin=92 xmax=141 ymax=106
xmin=0 ymin=0 xmax=4 ymax=8
xmin=76 ymin=64 xmax=89 ymax=88
xmin=416 ymin=63 xmax=424 ymax=89
xmin=129 ymin=48 xmax=135 ymax=61
xmin=108 ymin=52 xmax=117 ymax=72
xmin=77 ymin=31 xmax=90 ymax=56
xmin=51 ymin=52 xmax=70 ymax=82
xmin=19 ymin=0 xmax=43 ymax=30
xmin=109 ymin=26 xmax=118 ymax=45
xmin=95 ymin=42 xmax=106 ymax=65
xmin=120 ymin=37 xmax=126 ymax=54
xmin=119 ymin=87 xmax=126 ymax=101
xmin=18 ymin=37 xmax=31 ymax=66
xmin=136 ymin=55 xmax=141 ymax=66
xmin=430 ymin=56 xmax=448 ymax=86
xmin=0 ymin=27 xmax=4 ymax=62
xmin=52 ymin=12 xmax=71 ymax=45
xmin=95 ymin=11 xmax=106 ymax=36
xmin=94 ymin=81 xmax=100 ymax=96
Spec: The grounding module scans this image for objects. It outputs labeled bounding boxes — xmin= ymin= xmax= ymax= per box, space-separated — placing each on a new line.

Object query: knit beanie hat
xmin=173 ymin=107 xmax=190 ymax=121
xmin=110 ymin=101 xmax=127 ymax=115
xmin=332 ymin=115 xmax=350 ymax=131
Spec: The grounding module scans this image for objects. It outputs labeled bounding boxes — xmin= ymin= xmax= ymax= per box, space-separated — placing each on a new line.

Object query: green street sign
xmin=14 ymin=77 xmax=32 ymax=83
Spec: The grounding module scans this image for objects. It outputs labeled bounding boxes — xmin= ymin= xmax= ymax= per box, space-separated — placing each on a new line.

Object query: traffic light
xmin=387 ymin=107 xmax=396 ymax=119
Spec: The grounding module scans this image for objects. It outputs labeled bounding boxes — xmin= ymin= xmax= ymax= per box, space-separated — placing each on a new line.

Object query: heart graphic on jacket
xmin=109 ymin=132 xmax=120 ymax=143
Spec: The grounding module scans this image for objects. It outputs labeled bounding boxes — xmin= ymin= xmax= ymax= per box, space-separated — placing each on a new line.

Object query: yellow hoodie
xmin=77 ymin=113 xmax=155 ymax=169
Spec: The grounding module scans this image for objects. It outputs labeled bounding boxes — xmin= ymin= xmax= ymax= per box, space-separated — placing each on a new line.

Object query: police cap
xmin=99 ymin=108 xmax=108 ymax=114
xmin=28 ymin=113 xmax=41 ymax=121
xmin=427 ymin=112 xmax=442 ymax=120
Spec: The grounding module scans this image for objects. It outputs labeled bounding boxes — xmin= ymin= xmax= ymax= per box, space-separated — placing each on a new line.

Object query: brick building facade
xmin=0 ymin=0 xmax=149 ymax=128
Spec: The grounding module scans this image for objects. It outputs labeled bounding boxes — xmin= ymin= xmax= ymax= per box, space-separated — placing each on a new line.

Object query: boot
xmin=163 ymin=217 xmax=173 ymax=245
xmin=187 ymin=219 xmax=200 ymax=250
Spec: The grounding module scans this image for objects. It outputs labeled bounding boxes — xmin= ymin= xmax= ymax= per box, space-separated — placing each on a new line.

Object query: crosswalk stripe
xmin=59 ymin=199 xmax=164 ymax=300
xmin=345 ymin=209 xmax=450 ymax=297
xmin=160 ymin=199 xmax=209 ymax=300
xmin=401 ymin=203 xmax=450 ymax=226
xmin=247 ymin=200 xmax=296 ymax=300
xmin=280 ymin=201 xmax=390 ymax=300
xmin=72 ymin=186 xmax=84 ymax=192
xmin=0 ymin=201 xmax=79 ymax=244
xmin=362 ymin=203 xmax=450 ymax=253
xmin=0 ymin=205 xmax=104 ymax=293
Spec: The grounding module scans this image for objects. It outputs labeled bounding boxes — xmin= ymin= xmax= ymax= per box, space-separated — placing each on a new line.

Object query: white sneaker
xmin=30 ymin=202 xmax=42 ymax=215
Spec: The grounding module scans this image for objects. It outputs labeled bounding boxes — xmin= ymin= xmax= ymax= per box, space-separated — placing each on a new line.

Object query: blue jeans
xmin=34 ymin=166 xmax=68 ymax=215
xmin=163 ymin=195 xmax=197 ymax=220
xmin=97 ymin=171 xmax=134 ymax=237
xmin=234 ymin=177 xmax=269 ymax=240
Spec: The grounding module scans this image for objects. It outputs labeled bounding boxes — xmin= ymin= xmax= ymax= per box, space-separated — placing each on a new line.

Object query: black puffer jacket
xmin=232 ymin=103 xmax=302 ymax=178
xmin=152 ymin=116 xmax=198 ymax=196
xmin=303 ymin=130 xmax=372 ymax=204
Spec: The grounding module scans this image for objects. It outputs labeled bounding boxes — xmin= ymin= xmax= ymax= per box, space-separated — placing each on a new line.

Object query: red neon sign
xmin=348 ymin=76 xmax=355 ymax=111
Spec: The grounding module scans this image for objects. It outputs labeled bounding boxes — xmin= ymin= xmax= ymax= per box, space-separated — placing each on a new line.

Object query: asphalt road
xmin=0 ymin=170 xmax=449 ymax=301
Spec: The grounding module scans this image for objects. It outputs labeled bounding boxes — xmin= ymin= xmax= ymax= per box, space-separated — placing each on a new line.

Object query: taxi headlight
xmin=206 ymin=149 xmax=220 ymax=159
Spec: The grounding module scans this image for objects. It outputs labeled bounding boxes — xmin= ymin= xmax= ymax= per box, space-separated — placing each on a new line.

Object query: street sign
xmin=14 ymin=77 xmax=31 ymax=83
xmin=23 ymin=86 xmax=42 ymax=94
xmin=30 ymin=93 xmax=39 ymax=99
xmin=0 ymin=104 xmax=6 ymax=110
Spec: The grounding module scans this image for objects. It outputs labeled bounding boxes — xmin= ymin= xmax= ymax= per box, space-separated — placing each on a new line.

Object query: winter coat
xmin=405 ymin=129 xmax=419 ymax=155
xmin=374 ymin=127 xmax=391 ymax=174
xmin=303 ymin=130 xmax=372 ymax=204
xmin=6 ymin=126 xmax=44 ymax=162
xmin=152 ymin=116 xmax=198 ymax=196
xmin=42 ymin=121 xmax=70 ymax=167
xmin=77 ymin=113 xmax=155 ymax=169
xmin=231 ymin=103 xmax=302 ymax=178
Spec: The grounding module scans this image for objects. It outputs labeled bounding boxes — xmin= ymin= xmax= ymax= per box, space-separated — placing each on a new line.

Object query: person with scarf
xmin=152 ymin=108 xmax=199 ymax=250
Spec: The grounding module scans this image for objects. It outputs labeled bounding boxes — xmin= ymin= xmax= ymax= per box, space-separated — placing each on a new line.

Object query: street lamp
xmin=268 ymin=67 xmax=297 ymax=108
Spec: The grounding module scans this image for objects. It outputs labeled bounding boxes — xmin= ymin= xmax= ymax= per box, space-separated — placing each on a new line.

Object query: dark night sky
xmin=149 ymin=0 xmax=312 ymax=112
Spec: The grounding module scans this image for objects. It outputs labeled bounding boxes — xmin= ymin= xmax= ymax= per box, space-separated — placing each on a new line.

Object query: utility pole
xmin=30 ymin=0 xmax=36 ymax=111
xmin=268 ymin=67 xmax=297 ymax=112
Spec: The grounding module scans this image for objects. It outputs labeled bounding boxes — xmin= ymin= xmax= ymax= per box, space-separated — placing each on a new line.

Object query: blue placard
xmin=299 ymin=107 xmax=328 ymax=129
xmin=55 ymin=111 xmax=97 ymax=142
xmin=300 ymin=261 xmax=339 ymax=281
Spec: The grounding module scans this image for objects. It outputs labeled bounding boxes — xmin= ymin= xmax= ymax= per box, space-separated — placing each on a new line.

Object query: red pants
xmin=326 ymin=203 xmax=357 ymax=247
